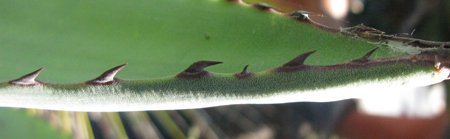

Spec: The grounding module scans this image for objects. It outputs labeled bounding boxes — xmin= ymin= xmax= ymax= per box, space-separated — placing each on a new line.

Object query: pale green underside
xmin=0 ymin=64 xmax=442 ymax=111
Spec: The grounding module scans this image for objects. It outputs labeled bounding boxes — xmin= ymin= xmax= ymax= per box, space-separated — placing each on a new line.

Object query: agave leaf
xmin=1 ymin=0 xmax=449 ymax=138
xmin=0 ymin=0 xmax=448 ymax=111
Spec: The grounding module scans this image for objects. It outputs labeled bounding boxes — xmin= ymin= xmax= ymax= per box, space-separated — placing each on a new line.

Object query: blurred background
xmin=4 ymin=0 xmax=450 ymax=138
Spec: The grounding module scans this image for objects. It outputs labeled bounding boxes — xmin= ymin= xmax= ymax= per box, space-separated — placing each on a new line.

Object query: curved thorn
xmin=183 ymin=61 xmax=223 ymax=73
xmin=9 ymin=68 xmax=44 ymax=85
xmin=177 ymin=61 xmax=223 ymax=79
xmin=362 ymin=47 xmax=379 ymax=59
xmin=240 ymin=65 xmax=249 ymax=74
xmin=352 ymin=47 xmax=379 ymax=63
xmin=253 ymin=2 xmax=276 ymax=10
xmin=282 ymin=50 xmax=317 ymax=67
xmin=235 ymin=65 xmax=254 ymax=79
xmin=87 ymin=63 xmax=127 ymax=84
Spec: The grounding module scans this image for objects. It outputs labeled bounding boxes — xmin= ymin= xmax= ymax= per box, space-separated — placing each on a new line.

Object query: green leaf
xmin=0 ymin=0 xmax=448 ymax=111
xmin=0 ymin=0 xmax=392 ymax=82
xmin=2 ymin=1 xmax=450 ymax=138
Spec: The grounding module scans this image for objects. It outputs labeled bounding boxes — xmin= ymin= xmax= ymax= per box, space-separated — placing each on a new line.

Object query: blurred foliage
xmin=0 ymin=108 xmax=69 ymax=139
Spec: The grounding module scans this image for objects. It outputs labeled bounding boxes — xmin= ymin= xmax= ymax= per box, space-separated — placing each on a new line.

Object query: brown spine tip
xmin=9 ymin=68 xmax=44 ymax=86
xmin=253 ymin=2 xmax=276 ymax=11
xmin=351 ymin=47 xmax=379 ymax=63
xmin=235 ymin=65 xmax=254 ymax=79
xmin=282 ymin=50 xmax=317 ymax=67
xmin=86 ymin=63 xmax=127 ymax=85
xmin=176 ymin=61 xmax=223 ymax=78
